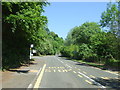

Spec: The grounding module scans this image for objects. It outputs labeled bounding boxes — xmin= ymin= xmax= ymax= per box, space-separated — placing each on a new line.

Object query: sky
xmin=43 ymin=2 xmax=108 ymax=39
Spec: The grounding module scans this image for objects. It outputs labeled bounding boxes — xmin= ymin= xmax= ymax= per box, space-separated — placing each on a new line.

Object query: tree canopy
xmin=2 ymin=2 xmax=64 ymax=69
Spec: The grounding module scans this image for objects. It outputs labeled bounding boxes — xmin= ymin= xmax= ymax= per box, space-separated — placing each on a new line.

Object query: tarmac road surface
xmin=2 ymin=56 xmax=119 ymax=89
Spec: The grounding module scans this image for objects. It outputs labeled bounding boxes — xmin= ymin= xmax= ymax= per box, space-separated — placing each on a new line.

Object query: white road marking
xmin=27 ymin=67 xmax=41 ymax=89
xmin=55 ymin=56 xmax=73 ymax=69
xmin=28 ymin=84 xmax=32 ymax=88
xmin=37 ymin=68 xmax=41 ymax=76
xmin=53 ymin=69 xmax=56 ymax=72
xmin=78 ymin=72 xmax=106 ymax=88
xmin=58 ymin=70 xmax=61 ymax=72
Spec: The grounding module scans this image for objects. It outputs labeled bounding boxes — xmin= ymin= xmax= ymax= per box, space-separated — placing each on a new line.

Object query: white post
xmin=30 ymin=44 xmax=33 ymax=59
xmin=30 ymin=47 xmax=31 ymax=59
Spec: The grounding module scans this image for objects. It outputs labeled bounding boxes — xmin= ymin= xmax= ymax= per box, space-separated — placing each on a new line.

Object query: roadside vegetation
xmin=2 ymin=2 xmax=63 ymax=70
xmin=61 ymin=2 xmax=120 ymax=70
xmin=2 ymin=1 xmax=120 ymax=70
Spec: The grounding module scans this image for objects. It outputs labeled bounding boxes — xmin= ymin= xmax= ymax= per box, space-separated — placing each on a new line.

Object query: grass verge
xmin=72 ymin=59 xmax=104 ymax=69
xmin=61 ymin=56 xmax=104 ymax=69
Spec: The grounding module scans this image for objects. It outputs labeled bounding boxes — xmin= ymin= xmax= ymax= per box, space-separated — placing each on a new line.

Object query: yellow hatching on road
xmin=90 ymin=75 xmax=95 ymax=78
xmin=85 ymin=80 xmax=92 ymax=84
xmin=73 ymin=71 xmax=77 ymax=73
xmin=78 ymin=74 xmax=83 ymax=78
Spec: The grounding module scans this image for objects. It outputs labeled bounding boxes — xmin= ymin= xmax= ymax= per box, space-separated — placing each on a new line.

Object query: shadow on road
xmin=8 ymin=69 xmax=29 ymax=73
xmin=75 ymin=63 xmax=90 ymax=66
xmin=92 ymin=77 xmax=120 ymax=89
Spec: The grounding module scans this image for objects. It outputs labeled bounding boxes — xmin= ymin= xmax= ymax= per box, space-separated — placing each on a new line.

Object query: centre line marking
xmin=34 ymin=64 xmax=46 ymax=88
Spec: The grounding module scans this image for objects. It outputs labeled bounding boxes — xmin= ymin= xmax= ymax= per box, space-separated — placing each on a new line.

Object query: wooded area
xmin=2 ymin=2 xmax=63 ymax=69
xmin=61 ymin=2 xmax=120 ymax=69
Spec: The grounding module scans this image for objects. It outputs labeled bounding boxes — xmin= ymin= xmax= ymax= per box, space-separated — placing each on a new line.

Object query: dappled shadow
xmin=4 ymin=59 xmax=36 ymax=70
xmin=10 ymin=60 xmax=37 ymax=68
xmin=92 ymin=77 xmax=120 ymax=89
xmin=8 ymin=69 xmax=29 ymax=73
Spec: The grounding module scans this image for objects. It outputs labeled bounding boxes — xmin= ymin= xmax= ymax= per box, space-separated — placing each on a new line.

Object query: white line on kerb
xmin=78 ymin=72 xmax=106 ymax=88
xmin=37 ymin=68 xmax=41 ymax=76
xmin=28 ymin=84 xmax=32 ymax=88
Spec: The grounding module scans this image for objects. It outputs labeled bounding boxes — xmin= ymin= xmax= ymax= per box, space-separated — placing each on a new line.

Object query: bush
xmin=105 ymin=59 xmax=119 ymax=68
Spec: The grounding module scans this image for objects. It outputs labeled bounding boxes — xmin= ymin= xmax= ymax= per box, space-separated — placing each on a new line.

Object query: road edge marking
xmin=78 ymin=72 xmax=106 ymax=88
xmin=33 ymin=64 xmax=46 ymax=88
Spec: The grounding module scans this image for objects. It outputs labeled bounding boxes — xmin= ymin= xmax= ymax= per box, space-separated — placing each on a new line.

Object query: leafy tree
xmin=71 ymin=22 xmax=101 ymax=45
xmin=100 ymin=2 xmax=119 ymax=34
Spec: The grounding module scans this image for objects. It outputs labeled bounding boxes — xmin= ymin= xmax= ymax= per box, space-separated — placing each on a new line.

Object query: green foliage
xmin=71 ymin=22 xmax=101 ymax=44
xmin=61 ymin=45 xmax=79 ymax=58
xmin=62 ymin=20 xmax=119 ymax=68
xmin=105 ymin=59 xmax=119 ymax=68
xmin=62 ymin=22 xmax=101 ymax=60
xmin=78 ymin=44 xmax=96 ymax=61
xmin=100 ymin=2 xmax=119 ymax=34
xmin=2 ymin=2 xmax=64 ymax=69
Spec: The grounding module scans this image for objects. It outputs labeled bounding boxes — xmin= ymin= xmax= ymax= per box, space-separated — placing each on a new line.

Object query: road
xmin=2 ymin=56 xmax=119 ymax=89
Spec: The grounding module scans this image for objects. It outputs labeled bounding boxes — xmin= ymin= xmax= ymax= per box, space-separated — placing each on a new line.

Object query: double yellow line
xmin=34 ymin=64 xmax=46 ymax=88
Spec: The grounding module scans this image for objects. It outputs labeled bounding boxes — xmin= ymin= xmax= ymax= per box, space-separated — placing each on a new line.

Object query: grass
xmin=73 ymin=59 xmax=104 ymax=68
xmin=62 ymin=57 xmax=104 ymax=69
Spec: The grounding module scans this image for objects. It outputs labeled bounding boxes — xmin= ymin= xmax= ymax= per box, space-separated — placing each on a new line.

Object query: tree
xmin=100 ymin=2 xmax=119 ymax=34
xmin=71 ymin=22 xmax=101 ymax=45
xmin=2 ymin=2 xmax=50 ymax=69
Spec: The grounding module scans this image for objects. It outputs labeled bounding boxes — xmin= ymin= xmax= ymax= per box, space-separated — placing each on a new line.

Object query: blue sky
xmin=43 ymin=2 xmax=108 ymax=39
